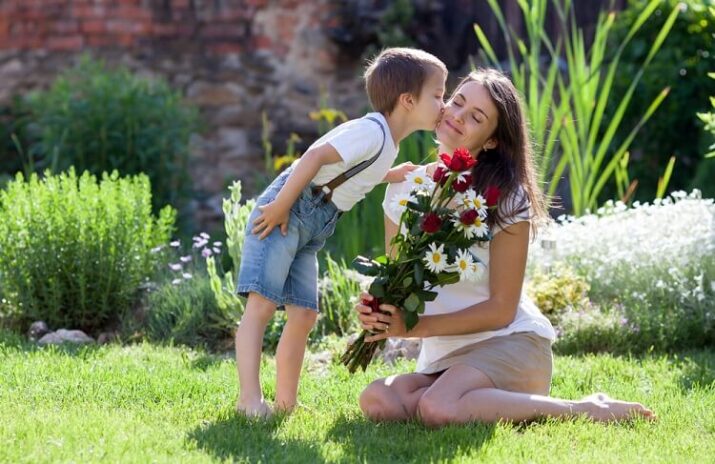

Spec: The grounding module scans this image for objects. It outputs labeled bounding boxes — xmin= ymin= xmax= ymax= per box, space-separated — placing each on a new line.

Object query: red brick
xmin=208 ymin=42 xmax=243 ymax=55
xmin=80 ymin=19 xmax=105 ymax=34
xmin=252 ymin=34 xmax=271 ymax=49
xmin=152 ymin=23 xmax=177 ymax=36
xmin=106 ymin=19 xmax=140 ymax=34
xmin=200 ymin=23 xmax=246 ymax=39
xmin=52 ymin=20 xmax=80 ymax=34
xmin=73 ymin=4 xmax=107 ymax=18
xmin=86 ymin=34 xmax=114 ymax=47
xmin=46 ymin=34 xmax=84 ymax=51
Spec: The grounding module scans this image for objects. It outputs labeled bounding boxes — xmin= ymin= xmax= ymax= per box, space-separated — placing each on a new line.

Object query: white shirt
xmin=382 ymin=166 xmax=556 ymax=373
xmin=307 ymin=112 xmax=399 ymax=211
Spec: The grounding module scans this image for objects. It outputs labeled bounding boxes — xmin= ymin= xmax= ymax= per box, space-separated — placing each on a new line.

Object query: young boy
xmin=235 ymin=47 xmax=447 ymax=417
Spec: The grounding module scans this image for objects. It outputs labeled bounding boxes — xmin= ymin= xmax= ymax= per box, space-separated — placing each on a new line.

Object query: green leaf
xmin=369 ymin=282 xmax=385 ymax=298
xmin=413 ymin=262 xmax=424 ymax=286
xmin=402 ymin=276 xmax=413 ymax=287
xmin=417 ymin=289 xmax=438 ymax=302
xmin=404 ymin=311 xmax=419 ymax=331
xmin=403 ymin=293 xmax=420 ymax=312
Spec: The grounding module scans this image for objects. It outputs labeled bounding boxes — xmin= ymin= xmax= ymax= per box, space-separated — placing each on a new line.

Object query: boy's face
xmin=411 ymin=68 xmax=446 ymax=131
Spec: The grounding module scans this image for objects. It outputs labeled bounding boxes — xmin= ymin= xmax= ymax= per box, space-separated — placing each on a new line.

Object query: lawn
xmin=1 ymin=331 xmax=713 ymax=463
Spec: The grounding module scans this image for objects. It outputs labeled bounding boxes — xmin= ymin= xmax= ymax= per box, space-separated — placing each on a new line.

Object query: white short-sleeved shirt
xmin=304 ymin=112 xmax=399 ymax=212
xmin=382 ymin=165 xmax=556 ymax=374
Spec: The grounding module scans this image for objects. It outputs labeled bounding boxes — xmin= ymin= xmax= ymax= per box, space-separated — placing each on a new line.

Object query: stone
xmin=27 ymin=321 xmax=50 ymax=341
xmin=186 ymin=81 xmax=242 ymax=106
xmin=38 ymin=329 xmax=95 ymax=346
xmin=97 ymin=331 xmax=119 ymax=345
xmin=380 ymin=338 xmax=421 ymax=365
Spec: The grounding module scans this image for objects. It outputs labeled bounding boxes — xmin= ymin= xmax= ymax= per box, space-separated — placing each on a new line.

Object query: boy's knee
xmin=286 ymin=307 xmax=318 ymax=330
xmin=244 ymin=293 xmax=277 ymax=324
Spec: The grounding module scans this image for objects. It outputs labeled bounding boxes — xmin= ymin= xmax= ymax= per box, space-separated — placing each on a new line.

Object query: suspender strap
xmin=312 ymin=116 xmax=387 ymax=204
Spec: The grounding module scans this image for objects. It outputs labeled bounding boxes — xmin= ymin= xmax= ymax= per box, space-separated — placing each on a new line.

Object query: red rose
xmin=432 ymin=166 xmax=448 ymax=185
xmin=420 ymin=212 xmax=442 ymax=233
xmin=485 ymin=185 xmax=501 ymax=207
xmin=453 ymin=173 xmax=473 ymax=193
xmin=362 ymin=297 xmax=381 ymax=313
xmin=440 ymin=148 xmax=477 ymax=172
xmin=460 ymin=209 xmax=479 ymax=225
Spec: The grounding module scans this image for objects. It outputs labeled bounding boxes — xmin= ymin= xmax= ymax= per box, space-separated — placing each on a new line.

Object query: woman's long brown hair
xmin=455 ymin=69 xmax=548 ymax=236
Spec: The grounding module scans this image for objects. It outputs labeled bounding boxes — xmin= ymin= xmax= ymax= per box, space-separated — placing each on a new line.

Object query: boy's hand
xmin=252 ymin=201 xmax=290 ymax=240
xmin=383 ymin=162 xmax=418 ymax=183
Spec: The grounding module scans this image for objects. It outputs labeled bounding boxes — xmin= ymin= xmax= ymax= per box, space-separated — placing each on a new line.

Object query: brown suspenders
xmin=311 ymin=116 xmax=387 ymax=205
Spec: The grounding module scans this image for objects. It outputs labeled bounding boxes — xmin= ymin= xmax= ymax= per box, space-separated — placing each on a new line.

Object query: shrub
xmin=25 ymin=56 xmax=198 ymax=213
xmin=0 ymin=169 xmax=175 ymax=332
xmin=607 ymin=0 xmax=715 ymax=199
xmin=529 ymin=190 xmax=715 ymax=351
xmin=526 ymin=264 xmax=591 ymax=324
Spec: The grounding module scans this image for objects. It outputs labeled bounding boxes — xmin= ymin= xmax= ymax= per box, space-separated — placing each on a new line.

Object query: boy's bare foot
xmin=576 ymin=393 xmax=656 ymax=422
xmin=273 ymin=400 xmax=297 ymax=415
xmin=236 ymin=398 xmax=272 ymax=419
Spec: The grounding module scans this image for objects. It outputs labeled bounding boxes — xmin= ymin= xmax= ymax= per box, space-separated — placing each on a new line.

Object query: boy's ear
xmin=397 ymin=92 xmax=415 ymax=111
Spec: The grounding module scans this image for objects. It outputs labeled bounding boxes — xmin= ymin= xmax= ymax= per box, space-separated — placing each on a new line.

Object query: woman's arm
xmin=413 ymin=220 xmax=530 ymax=337
xmin=363 ymin=220 xmax=531 ymax=341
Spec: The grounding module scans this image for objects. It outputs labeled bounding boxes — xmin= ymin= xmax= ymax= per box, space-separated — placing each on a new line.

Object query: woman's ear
xmin=484 ymin=138 xmax=498 ymax=151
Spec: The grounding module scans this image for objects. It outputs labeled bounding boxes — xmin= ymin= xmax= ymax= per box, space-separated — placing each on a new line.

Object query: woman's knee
xmin=417 ymin=392 xmax=454 ymax=428
xmin=359 ymin=381 xmax=402 ymax=421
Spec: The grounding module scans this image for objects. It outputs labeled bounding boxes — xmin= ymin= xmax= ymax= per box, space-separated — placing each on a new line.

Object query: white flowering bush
xmin=529 ymin=190 xmax=715 ymax=351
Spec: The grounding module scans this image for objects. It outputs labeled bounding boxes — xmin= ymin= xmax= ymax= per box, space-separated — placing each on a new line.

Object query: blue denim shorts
xmin=236 ymin=169 xmax=341 ymax=311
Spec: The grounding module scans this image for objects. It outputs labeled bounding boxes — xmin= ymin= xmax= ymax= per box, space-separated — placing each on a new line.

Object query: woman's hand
xmin=356 ymin=294 xmax=408 ymax=342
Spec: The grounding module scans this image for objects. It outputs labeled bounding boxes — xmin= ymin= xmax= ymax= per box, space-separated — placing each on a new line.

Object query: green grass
xmin=1 ymin=330 xmax=713 ymax=463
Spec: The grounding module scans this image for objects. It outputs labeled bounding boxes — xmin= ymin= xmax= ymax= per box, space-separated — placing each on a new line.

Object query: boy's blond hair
xmin=364 ymin=47 xmax=447 ymax=115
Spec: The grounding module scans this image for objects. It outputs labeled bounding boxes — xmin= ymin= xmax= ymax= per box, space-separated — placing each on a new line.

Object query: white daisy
xmin=423 ymin=242 xmax=447 ymax=273
xmin=406 ymin=169 xmax=435 ymax=192
xmin=472 ymin=215 xmax=489 ymax=238
xmin=461 ymin=190 xmax=487 ymax=217
xmin=451 ymin=213 xmax=490 ymax=239
xmin=453 ymin=249 xmax=477 ymax=282
xmin=390 ymin=192 xmax=416 ymax=217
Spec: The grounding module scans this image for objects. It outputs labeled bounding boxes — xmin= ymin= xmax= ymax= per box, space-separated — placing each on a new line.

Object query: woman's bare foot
xmin=575 ymin=393 xmax=656 ymax=422
xmin=236 ymin=398 xmax=272 ymax=419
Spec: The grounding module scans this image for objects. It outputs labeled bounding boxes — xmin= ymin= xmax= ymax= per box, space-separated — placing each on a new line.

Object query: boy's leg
xmin=235 ymin=292 xmax=277 ymax=416
xmin=274 ymin=305 xmax=318 ymax=412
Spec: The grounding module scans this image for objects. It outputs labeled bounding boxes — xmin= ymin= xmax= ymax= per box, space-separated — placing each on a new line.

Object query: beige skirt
xmin=422 ymin=331 xmax=553 ymax=395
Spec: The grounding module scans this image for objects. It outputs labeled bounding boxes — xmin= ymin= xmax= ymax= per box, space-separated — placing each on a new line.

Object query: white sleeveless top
xmin=382 ymin=166 xmax=556 ymax=373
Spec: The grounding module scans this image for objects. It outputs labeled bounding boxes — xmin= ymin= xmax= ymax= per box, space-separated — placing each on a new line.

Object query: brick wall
xmin=0 ymin=0 xmax=366 ymax=228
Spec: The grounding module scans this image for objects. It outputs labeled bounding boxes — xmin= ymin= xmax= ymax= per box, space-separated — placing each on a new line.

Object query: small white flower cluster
xmin=423 ymin=243 xmax=484 ymax=282
xmin=528 ymin=190 xmax=715 ymax=311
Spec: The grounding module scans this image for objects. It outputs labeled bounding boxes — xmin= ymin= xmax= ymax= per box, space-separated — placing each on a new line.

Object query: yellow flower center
xmin=459 ymin=260 xmax=468 ymax=270
xmin=399 ymin=199 xmax=408 ymax=206
xmin=475 ymin=218 xmax=482 ymax=227
xmin=415 ymin=177 xmax=424 ymax=184
xmin=432 ymin=254 xmax=442 ymax=263
xmin=473 ymin=199 xmax=483 ymax=209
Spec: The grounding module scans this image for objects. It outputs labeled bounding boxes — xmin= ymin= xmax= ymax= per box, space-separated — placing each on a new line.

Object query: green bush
xmin=526 ymin=264 xmax=591 ymax=324
xmin=314 ymin=254 xmax=365 ymax=339
xmin=25 ymin=56 xmax=198 ymax=213
xmin=142 ymin=274 xmax=237 ymax=351
xmin=0 ymin=169 xmax=175 ymax=332
xmin=607 ymin=0 xmax=715 ymax=199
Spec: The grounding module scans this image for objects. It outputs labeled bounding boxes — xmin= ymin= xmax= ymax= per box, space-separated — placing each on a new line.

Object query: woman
xmin=356 ymin=69 xmax=655 ymax=426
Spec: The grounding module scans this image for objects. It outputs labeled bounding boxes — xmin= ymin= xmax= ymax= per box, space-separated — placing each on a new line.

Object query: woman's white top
xmin=382 ymin=166 xmax=556 ymax=373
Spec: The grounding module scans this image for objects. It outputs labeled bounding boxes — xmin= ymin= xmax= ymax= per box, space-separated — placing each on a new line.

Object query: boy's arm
xmin=252 ymin=143 xmax=342 ymax=240
xmin=382 ymin=162 xmax=418 ymax=183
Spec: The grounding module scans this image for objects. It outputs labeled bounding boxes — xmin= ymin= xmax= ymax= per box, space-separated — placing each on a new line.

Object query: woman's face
xmin=436 ymin=81 xmax=499 ymax=157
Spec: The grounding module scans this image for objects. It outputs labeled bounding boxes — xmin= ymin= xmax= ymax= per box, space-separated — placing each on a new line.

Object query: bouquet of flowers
xmin=340 ymin=147 xmax=499 ymax=373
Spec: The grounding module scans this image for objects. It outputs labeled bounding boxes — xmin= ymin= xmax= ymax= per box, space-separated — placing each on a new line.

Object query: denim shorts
xmin=235 ymin=169 xmax=341 ymax=311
